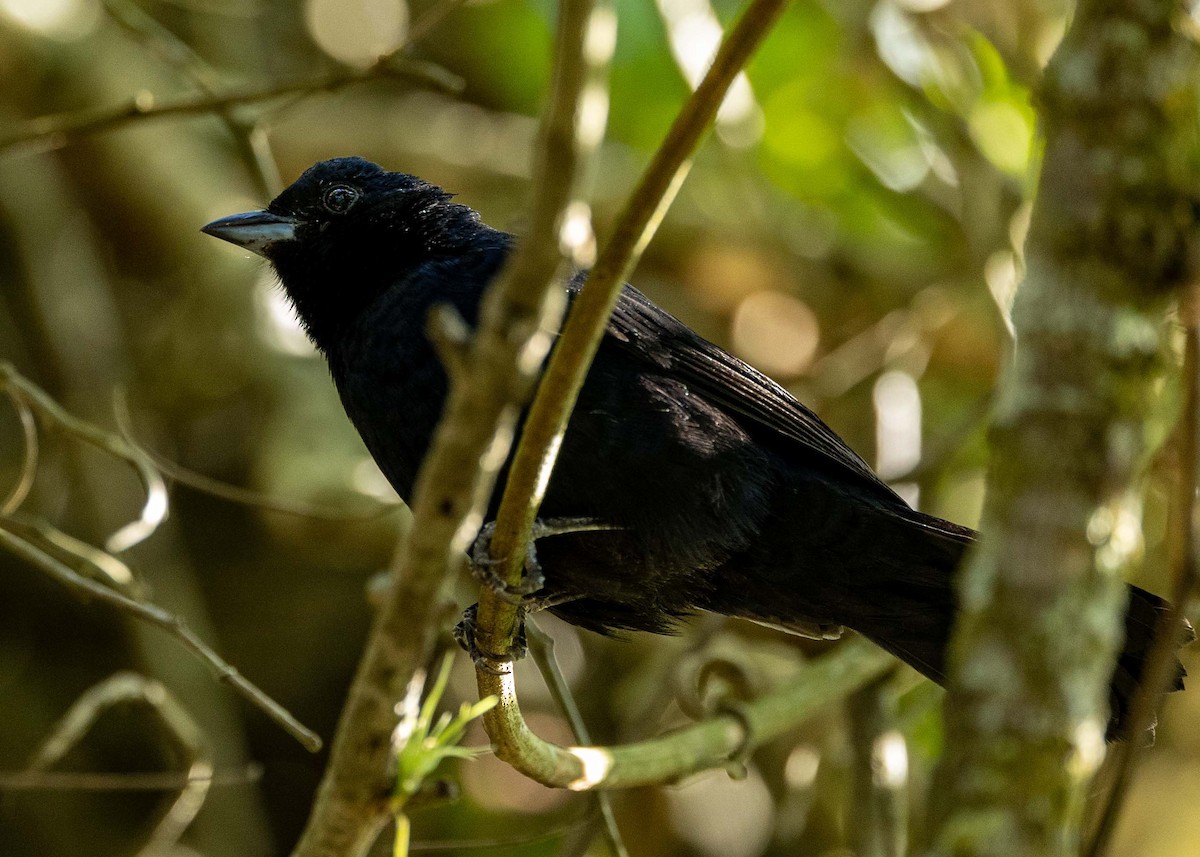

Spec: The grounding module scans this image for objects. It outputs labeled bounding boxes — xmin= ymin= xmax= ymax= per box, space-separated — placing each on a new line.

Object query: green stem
xmin=475 ymin=0 xmax=793 ymax=785
xmin=393 ymin=812 xmax=411 ymax=857
xmin=484 ymin=636 xmax=892 ymax=790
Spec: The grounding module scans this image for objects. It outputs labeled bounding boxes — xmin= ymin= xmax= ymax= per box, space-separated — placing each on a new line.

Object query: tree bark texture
xmin=930 ymin=1 xmax=1199 ymax=855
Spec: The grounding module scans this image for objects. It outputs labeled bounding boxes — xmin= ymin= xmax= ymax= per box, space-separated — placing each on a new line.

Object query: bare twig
xmin=527 ymin=622 xmax=628 ymax=857
xmin=114 ymin=391 xmax=400 ymax=522
xmin=2 ymin=512 xmax=139 ymax=595
xmin=484 ymin=637 xmax=892 ymax=790
xmin=0 ymin=765 xmax=261 ymax=791
xmin=1084 ymin=306 xmax=1200 ymax=857
xmin=3 ymin=0 xmax=473 ymax=161
xmin=0 ymin=524 xmax=322 ymax=752
xmin=477 ymin=0 xmax=788 ymax=659
xmin=289 ymin=4 xmax=605 ymax=854
xmin=469 ymin=0 xmax=616 ymax=664
xmin=102 ymin=0 xmax=281 ymax=197
xmin=0 ymin=59 xmax=461 ymax=157
xmin=847 ymin=671 xmax=908 ymax=857
xmin=26 ymin=672 xmax=212 ymax=855
xmin=1 ymin=385 xmax=38 ymax=515
xmin=475 ymin=0 xmax=795 ymax=786
xmin=0 ymin=364 xmax=167 ymax=553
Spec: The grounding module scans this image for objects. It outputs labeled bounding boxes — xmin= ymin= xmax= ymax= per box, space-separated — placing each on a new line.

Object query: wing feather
xmin=603 ymin=285 xmax=891 ymax=491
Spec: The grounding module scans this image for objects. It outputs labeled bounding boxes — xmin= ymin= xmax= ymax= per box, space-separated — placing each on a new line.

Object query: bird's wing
xmin=598 ymin=283 xmax=898 ymax=498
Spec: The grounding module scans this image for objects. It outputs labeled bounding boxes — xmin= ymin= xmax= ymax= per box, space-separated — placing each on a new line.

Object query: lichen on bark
xmin=928 ymin=1 xmax=1200 ymax=855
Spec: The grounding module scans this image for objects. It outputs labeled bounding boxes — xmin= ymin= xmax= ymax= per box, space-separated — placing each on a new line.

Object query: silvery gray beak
xmin=202 ymin=210 xmax=297 ymax=258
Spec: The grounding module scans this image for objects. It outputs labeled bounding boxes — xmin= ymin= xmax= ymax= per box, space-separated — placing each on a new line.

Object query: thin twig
xmin=1084 ymin=310 xmax=1200 ymax=857
xmin=484 ymin=637 xmax=892 ymax=790
xmin=470 ymin=0 xmax=614 ymax=662
xmin=26 ymin=672 xmax=213 ymax=855
xmin=130 ymin=440 xmax=398 ymax=520
xmin=290 ymin=4 xmax=605 ymax=854
xmin=114 ymin=390 xmax=400 ymax=522
xmin=0 ymin=58 xmax=462 ymax=157
xmin=104 ymin=0 xmax=475 ymax=214
xmin=527 ymin=622 xmax=628 ymax=857
xmin=0 ymin=765 xmax=262 ymax=791
xmin=1 ymin=385 xmax=38 ymax=515
xmin=0 ymin=364 xmax=167 ymax=553
xmin=2 ymin=512 xmax=140 ymax=595
xmin=0 ymin=524 xmax=322 ymax=752
xmin=475 ymin=0 xmax=794 ymax=785
xmin=102 ymin=0 xmax=281 ymax=197
xmin=479 ymin=0 xmax=789 ymax=655
xmin=4 ymin=0 xmax=472 ymax=162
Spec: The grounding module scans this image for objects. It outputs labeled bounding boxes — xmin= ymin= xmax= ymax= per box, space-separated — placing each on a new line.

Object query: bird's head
xmin=202 ymin=157 xmax=483 ymax=351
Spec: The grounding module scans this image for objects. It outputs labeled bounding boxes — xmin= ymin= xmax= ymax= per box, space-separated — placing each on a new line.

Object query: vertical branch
xmin=288 ymin=3 xmax=601 ymax=855
xmin=526 ymin=624 xmax=628 ymax=857
xmin=847 ymin=672 xmax=908 ymax=857
xmin=469 ymin=0 xmax=620 ymax=656
xmin=475 ymin=0 xmax=791 ymax=762
xmin=927 ymin=1 xmax=1200 ymax=855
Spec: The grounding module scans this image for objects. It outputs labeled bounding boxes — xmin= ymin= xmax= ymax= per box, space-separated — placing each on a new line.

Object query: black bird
xmin=204 ymin=156 xmax=1190 ymax=739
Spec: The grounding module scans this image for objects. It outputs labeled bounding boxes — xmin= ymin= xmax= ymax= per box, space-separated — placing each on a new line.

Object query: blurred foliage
xmin=0 ymin=0 xmax=1195 ymax=856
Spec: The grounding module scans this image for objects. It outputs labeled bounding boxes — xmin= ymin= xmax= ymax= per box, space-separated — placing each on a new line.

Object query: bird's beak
xmin=201 ymin=210 xmax=298 ymax=258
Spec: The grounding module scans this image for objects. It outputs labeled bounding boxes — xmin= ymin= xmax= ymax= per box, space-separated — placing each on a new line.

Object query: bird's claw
xmin=470 ymin=516 xmax=618 ymax=604
xmin=453 ymin=603 xmax=528 ymax=673
xmin=470 ymin=522 xmax=545 ymax=604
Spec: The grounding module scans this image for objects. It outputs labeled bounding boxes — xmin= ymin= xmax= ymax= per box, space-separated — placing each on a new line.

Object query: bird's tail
xmin=1107 ymin=586 xmax=1194 ymax=740
xmin=830 ymin=511 xmax=1192 ymax=742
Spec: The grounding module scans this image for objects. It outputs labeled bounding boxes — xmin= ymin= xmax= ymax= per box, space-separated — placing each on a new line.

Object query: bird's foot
xmin=470 ymin=517 xmax=618 ymax=604
xmin=453 ymin=591 xmax=584 ymax=673
xmin=453 ymin=603 xmax=529 ymax=674
xmin=470 ymin=522 xmax=544 ymax=604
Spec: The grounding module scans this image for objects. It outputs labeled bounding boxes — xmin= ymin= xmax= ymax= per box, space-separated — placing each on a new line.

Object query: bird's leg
xmin=469 ymin=516 xmax=620 ymax=603
xmin=458 ymin=517 xmax=616 ymax=671
xmin=453 ymin=593 xmax=581 ymax=673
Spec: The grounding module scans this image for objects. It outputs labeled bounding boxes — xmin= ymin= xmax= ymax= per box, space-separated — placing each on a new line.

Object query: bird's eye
xmin=323 ymin=185 xmax=359 ymax=214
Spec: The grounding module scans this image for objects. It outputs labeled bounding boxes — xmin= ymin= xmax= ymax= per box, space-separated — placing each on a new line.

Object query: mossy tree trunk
xmin=929 ymin=1 xmax=1200 ymax=855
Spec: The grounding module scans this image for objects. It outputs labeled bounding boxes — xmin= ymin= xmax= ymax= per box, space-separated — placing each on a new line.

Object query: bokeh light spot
xmin=731 ymin=290 xmax=820 ymax=379
xmin=763 ymin=105 xmax=838 ymax=171
xmin=0 ymin=0 xmax=100 ymax=40
xmin=873 ymin=369 xmax=921 ymax=483
xmin=657 ymin=0 xmax=762 ymax=146
xmin=969 ymin=97 xmax=1034 ymax=176
xmin=305 ymin=0 xmax=408 ymax=68
xmin=667 ymin=767 xmax=774 ymax=857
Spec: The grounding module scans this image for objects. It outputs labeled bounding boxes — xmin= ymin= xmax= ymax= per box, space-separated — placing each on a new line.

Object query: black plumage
xmin=203 ymin=156 xmax=1190 ymax=739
